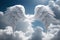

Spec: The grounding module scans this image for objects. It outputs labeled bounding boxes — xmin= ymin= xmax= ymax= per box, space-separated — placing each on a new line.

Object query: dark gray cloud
xmin=51 ymin=31 xmax=60 ymax=40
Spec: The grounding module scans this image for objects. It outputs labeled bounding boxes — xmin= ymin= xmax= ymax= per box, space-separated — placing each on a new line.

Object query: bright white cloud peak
xmin=3 ymin=5 xmax=26 ymax=30
xmin=0 ymin=0 xmax=60 ymax=40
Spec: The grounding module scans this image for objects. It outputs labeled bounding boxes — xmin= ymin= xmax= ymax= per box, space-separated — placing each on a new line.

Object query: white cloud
xmin=0 ymin=26 xmax=28 ymax=40
xmin=0 ymin=0 xmax=60 ymax=40
xmin=0 ymin=11 xmax=4 ymax=16
xmin=0 ymin=23 xmax=34 ymax=40
xmin=34 ymin=5 xmax=59 ymax=31
xmin=34 ymin=0 xmax=50 ymax=5
xmin=34 ymin=0 xmax=60 ymax=40
xmin=49 ymin=0 xmax=60 ymax=19
xmin=29 ymin=27 xmax=43 ymax=40
xmin=2 ymin=25 xmax=60 ymax=40
xmin=0 ymin=26 xmax=13 ymax=40
xmin=2 ymin=5 xmax=26 ymax=31
xmin=41 ymin=23 xmax=60 ymax=40
xmin=0 ymin=5 xmax=34 ymax=40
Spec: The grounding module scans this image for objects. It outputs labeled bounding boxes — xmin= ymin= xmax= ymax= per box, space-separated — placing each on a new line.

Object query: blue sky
xmin=0 ymin=0 xmax=49 ymax=14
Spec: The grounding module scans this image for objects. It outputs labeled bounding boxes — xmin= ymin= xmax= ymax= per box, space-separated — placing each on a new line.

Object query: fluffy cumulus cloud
xmin=34 ymin=0 xmax=60 ymax=40
xmin=0 ymin=0 xmax=60 ymax=40
xmin=48 ymin=24 xmax=60 ymax=40
xmin=3 ymin=5 xmax=26 ymax=30
xmin=34 ymin=5 xmax=55 ymax=28
xmin=49 ymin=0 xmax=60 ymax=19
xmin=29 ymin=27 xmax=43 ymax=40
xmin=0 ymin=26 xmax=27 ymax=40
xmin=0 ymin=5 xmax=42 ymax=40
xmin=42 ymin=24 xmax=60 ymax=40
xmin=0 ymin=5 xmax=32 ymax=40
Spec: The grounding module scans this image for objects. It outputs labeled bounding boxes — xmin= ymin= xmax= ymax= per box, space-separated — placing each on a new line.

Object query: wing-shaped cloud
xmin=34 ymin=5 xmax=60 ymax=32
xmin=3 ymin=5 xmax=26 ymax=31
xmin=0 ymin=5 xmax=35 ymax=40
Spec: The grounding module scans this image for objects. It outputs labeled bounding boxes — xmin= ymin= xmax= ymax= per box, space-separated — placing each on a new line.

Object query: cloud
xmin=49 ymin=0 xmax=60 ymax=19
xmin=51 ymin=31 xmax=60 ymax=40
xmin=34 ymin=0 xmax=50 ymax=5
xmin=34 ymin=4 xmax=60 ymax=31
xmin=0 ymin=11 xmax=7 ymax=29
xmin=3 ymin=5 xmax=26 ymax=30
xmin=56 ymin=0 xmax=60 ymax=6
xmin=34 ymin=0 xmax=60 ymax=40
xmin=0 ymin=26 xmax=13 ymax=40
xmin=0 ymin=26 xmax=28 ymax=40
xmin=42 ymin=23 xmax=60 ymax=40
xmin=0 ymin=0 xmax=60 ymax=40
xmin=0 ymin=26 xmax=43 ymax=40
xmin=0 ymin=5 xmax=33 ymax=32
xmin=0 ymin=5 xmax=34 ymax=40
xmin=0 ymin=11 xmax=4 ymax=23
xmin=29 ymin=27 xmax=43 ymax=40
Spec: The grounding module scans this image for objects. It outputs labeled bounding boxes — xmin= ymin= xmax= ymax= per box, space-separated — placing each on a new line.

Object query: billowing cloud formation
xmin=0 ymin=5 xmax=33 ymax=40
xmin=43 ymin=24 xmax=60 ymax=40
xmin=49 ymin=24 xmax=60 ymax=40
xmin=0 ymin=26 xmax=28 ymax=40
xmin=0 ymin=0 xmax=60 ymax=40
xmin=34 ymin=5 xmax=55 ymax=29
xmin=34 ymin=0 xmax=60 ymax=40
xmin=0 ymin=26 xmax=43 ymax=40
xmin=0 ymin=5 xmax=42 ymax=40
xmin=29 ymin=27 xmax=43 ymax=40
xmin=3 ymin=5 xmax=26 ymax=30
xmin=49 ymin=0 xmax=60 ymax=19
xmin=34 ymin=4 xmax=60 ymax=32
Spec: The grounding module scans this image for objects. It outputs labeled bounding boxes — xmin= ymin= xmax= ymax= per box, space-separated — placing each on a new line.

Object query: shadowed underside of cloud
xmin=49 ymin=0 xmax=60 ymax=19
xmin=0 ymin=0 xmax=60 ymax=40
